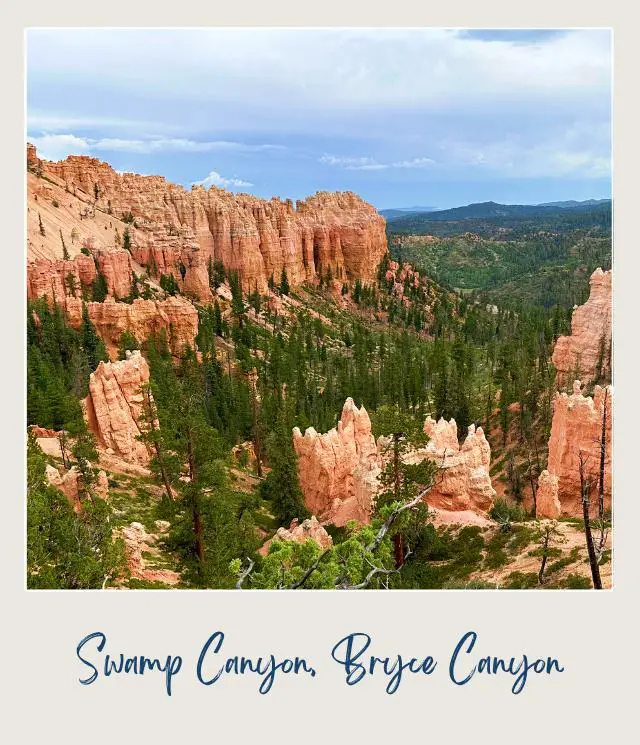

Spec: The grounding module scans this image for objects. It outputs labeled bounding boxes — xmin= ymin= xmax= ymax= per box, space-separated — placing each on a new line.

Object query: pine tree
xmin=259 ymin=409 xmax=308 ymax=525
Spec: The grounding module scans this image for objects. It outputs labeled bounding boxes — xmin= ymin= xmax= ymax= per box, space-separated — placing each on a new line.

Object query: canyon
xmin=28 ymin=145 xmax=387 ymax=299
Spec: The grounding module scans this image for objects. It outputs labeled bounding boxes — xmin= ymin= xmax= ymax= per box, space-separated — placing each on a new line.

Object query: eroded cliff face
xmin=407 ymin=417 xmax=496 ymax=514
xmin=36 ymin=149 xmax=387 ymax=295
xmin=84 ymin=350 xmax=153 ymax=465
xmin=64 ymin=295 xmax=198 ymax=359
xmin=552 ymin=268 xmax=612 ymax=388
xmin=27 ymin=250 xmax=135 ymax=302
xmin=292 ymin=398 xmax=381 ymax=526
xmin=537 ymin=381 xmax=612 ymax=518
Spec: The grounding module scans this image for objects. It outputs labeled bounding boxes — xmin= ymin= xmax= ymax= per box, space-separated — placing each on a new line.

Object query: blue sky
xmin=26 ymin=28 xmax=612 ymax=209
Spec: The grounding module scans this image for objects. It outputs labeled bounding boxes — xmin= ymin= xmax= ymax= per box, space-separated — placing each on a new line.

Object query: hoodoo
xmin=292 ymin=398 xmax=381 ymax=526
xmin=537 ymin=381 xmax=612 ymax=518
xmin=552 ymin=268 xmax=612 ymax=388
xmin=84 ymin=350 xmax=153 ymax=466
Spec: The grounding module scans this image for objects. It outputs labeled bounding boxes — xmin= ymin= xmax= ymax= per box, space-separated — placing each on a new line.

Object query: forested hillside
xmin=388 ymin=202 xmax=611 ymax=308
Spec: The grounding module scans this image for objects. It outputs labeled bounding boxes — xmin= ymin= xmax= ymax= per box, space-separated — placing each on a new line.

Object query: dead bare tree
xmin=579 ymin=451 xmax=602 ymax=589
xmin=595 ymin=388 xmax=610 ymax=557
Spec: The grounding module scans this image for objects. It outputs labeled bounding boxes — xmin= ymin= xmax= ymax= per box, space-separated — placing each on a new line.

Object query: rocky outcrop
xmin=259 ymin=516 xmax=333 ymax=556
xmin=37 ymin=148 xmax=387 ymax=295
xmin=537 ymin=381 xmax=612 ymax=518
xmin=407 ymin=417 xmax=496 ymax=514
xmin=552 ymin=268 xmax=612 ymax=388
xmin=64 ymin=295 xmax=198 ymax=359
xmin=84 ymin=350 xmax=152 ymax=465
xmin=293 ymin=398 xmax=381 ymax=526
xmin=45 ymin=464 xmax=108 ymax=511
xmin=27 ymin=249 xmax=134 ymax=301
xmin=119 ymin=521 xmax=181 ymax=586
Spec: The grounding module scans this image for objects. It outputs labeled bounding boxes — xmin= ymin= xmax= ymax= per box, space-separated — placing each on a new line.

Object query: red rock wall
xmin=64 ymin=295 xmax=198 ymax=359
xmin=552 ymin=268 xmax=612 ymax=388
xmin=27 ymin=249 xmax=134 ymax=301
xmin=537 ymin=381 xmax=612 ymax=518
xmin=41 ymin=151 xmax=388 ymax=296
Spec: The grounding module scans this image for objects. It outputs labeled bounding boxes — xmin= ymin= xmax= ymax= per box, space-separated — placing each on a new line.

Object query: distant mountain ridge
xmin=385 ymin=199 xmax=612 ymax=225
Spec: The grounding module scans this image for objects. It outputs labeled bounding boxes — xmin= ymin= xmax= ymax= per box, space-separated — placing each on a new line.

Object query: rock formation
xmin=64 ymin=295 xmax=198 ymax=359
xmin=259 ymin=516 xmax=333 ymax=556
xmin=552 ymin=268 xmax=612 ymax=388
xmin=407 ymin=417 xmax=496 ymax=514
xmin=45 ymin=464 xmax=108 ymax=511
xmin=33 ymin=147 xmax=387 ymax=295
xmin=27 ymin=249 xmax=135 ymax=302
xmin=84 ymin=350 xmax=153 ymax=465
xmin=537 ymin=381 xmax=612 ymax=518
xmin=293 ymin=398 xmax=381 ymax=526
xmin=119 ymin=521 xmax=181 ymax=586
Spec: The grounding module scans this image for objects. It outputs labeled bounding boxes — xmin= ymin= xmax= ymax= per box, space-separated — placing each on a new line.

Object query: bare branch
xmin=235 ymin=558 xmax=255 ymax=589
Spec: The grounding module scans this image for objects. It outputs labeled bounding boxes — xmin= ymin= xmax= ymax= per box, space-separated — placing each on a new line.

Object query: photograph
xmin=25 ymin=27 xmax=612 ymax=590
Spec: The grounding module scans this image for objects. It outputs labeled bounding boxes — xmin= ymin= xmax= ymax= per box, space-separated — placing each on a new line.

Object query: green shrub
xmin=489 ymin=498 xmax=526 ymax=525
xmin=504 ymin=571 xmax=539 ymax=589
xmin=565 ymin=573 xmax=592 ymax=589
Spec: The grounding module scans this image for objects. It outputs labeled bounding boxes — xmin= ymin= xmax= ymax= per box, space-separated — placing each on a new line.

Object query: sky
xmin=26 ymin=28 xmax=612 ymax=210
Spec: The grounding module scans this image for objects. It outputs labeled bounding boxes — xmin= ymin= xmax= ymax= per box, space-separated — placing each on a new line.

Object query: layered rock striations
xmin=64 ymin=295 xmax=198 ymax=359
xmin=27 ymin=249 xmax=135 ymax=302
xmin=293 ymin=398 xmax=381 ymax=526
xmin=36 ymin=148 xmax=387 ymax=295
xmin=537 ymin=381 xmax=612 ymax=518
xmin=406 ymin=417 xmax=496 ymax=514
xmin=84 ymin=350 xmax=153 ymax=465
xmin=552 ymin=268 xmax=612 ymax=388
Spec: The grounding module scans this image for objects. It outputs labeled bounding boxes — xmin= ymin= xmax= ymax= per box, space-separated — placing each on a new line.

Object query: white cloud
xmin=28 ymin=132 xmax=281 ymax=161
xmin=319 ymin=155 xmax=388 ymax=170
xmin=27 ymin=29 xmax=611 ymax=115
xmin=440 ymin=129 xmax=611 ymax=179
xmin=320 ymin=154 xmax=436 ymax=171
xmin=196 ymin=171 xmax=253 ymax=189
xmin=392 ymin=157 xmax=436 ymax=169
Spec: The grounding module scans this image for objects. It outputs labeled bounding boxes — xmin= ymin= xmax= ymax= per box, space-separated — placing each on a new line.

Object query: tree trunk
xmin=598 ymin=389 xmax=608 ymax=521
xmin=144 ymin=390 xmax=174 ymax=501
xmin=580 ymin=455 xmax=602 ymax=589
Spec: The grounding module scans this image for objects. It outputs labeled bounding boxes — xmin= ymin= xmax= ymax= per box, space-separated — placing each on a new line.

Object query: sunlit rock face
xmin=34 ymin=147 xmax=387 ymax=297
xmin=293 ymin=401 xmax=496 ymax=527
xmin=537 ymin=381 xmax=612 ymax=519
xmin=84 ymin=350 xmax=153 ymax=466
xmin=63 ymin=295 xmax=198 ymax=360
xmin=293 ymin=398 xmax=381 ymax=526
xmin=552 ymin=268 xmax=612 ymax=388
xmin=404 ymin=417 xmax=495 ymax=515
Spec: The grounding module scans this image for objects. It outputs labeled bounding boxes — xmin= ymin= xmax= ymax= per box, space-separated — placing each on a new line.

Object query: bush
xmin=504 ymin=571 xmax=539 ymax=589
xmin=565 ymin=573 xmax=592 ymax=589
xmin=489 ymin=498 xmax=527 ymax=525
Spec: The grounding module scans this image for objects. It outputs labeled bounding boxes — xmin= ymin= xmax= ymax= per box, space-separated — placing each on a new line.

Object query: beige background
xmin=3 ymin=2 xmax=638 ymax=741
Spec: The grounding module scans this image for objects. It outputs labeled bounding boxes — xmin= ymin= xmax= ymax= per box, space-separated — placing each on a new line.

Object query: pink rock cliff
xmin=552 ymin=268 xmax=612 ymax=388
xmin=537 ymin=381 xmax=612 ymax=518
